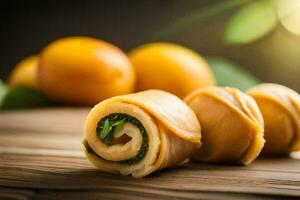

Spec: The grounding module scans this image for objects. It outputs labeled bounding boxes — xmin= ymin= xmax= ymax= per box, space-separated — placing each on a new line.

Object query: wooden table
xmin=0 ymin=108 xmax=300 ymax=199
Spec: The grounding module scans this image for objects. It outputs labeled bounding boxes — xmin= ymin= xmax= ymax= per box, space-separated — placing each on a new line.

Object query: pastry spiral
xmin=83 ymin=90 xmax=201 ymax=177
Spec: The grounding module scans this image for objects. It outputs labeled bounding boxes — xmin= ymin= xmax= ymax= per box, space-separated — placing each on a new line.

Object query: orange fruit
xmin=8 ymin=55 xmax=39 ymax=89
xmin=38 ymin=37 xmax=135 ymax=105
xmin=129 ymin=43 xmax=215 ymax=98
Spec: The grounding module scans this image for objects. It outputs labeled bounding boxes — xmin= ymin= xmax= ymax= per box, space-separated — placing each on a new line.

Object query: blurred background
xmin=1 ymin=0 xmax=300 ymax=91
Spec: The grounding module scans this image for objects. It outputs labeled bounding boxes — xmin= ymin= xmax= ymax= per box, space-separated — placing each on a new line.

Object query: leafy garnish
xmin=98 ymin=118 xmax=127 ymax=145
xmin=94 ymin=113 xmax=149 ymax=164
xmin=113 ymin=119 xmax=126 ymax=135
xmin=82 ymin=139 xmax=94 ymax=154
xmin=100 ymin=119 xmax=112 ymax=139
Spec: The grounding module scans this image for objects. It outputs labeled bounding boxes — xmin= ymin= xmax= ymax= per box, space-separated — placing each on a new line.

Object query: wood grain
xmin=0 ymin=108 xmax=300 ymax=199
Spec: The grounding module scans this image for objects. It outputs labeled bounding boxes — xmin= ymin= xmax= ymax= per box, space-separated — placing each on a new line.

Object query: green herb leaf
xmin=207 ymin=57 xmax=260 ymax=91
xmin=0 ymin=85 xmax=51 ymax=110
xmin=225 ymin=0 xmax=277 ymax=45
xmin=103 ymin=132 xmax=115 ymax=144
xmin=100 ymin=119 xmax=112 ymax=139
xmin=82 ymin=139 xmax=93 ymax=154
xmin=95 ymin=113 xmax=148 ymax=164
xmin=112 ymin=119 xmax=126 ymax=135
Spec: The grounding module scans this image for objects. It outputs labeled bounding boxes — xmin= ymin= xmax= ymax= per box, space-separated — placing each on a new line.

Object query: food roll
xmin=83 ymin=90 xmax=201 ymax=177
xmin=247 ymin=83 xmax=300 ymax=156
xmin=185 ymin=87 xmax=264 ymax=165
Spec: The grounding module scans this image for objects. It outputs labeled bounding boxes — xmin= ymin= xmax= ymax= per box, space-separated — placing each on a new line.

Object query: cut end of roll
xmin=83 ymin=90 xmax=201 ymax=177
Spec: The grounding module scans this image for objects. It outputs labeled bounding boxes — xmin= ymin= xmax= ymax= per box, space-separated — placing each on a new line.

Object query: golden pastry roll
xmin=247 ymin=83 xmax=300 ymax=156
xmin=83 ymin=90 xmax=201 ymax=178
xmin=185 ymin=87 xmax=264 ymax=165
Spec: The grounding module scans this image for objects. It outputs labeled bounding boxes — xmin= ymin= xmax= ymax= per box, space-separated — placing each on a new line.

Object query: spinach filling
xmin=83 ymin=113 xmax=148 ymax=164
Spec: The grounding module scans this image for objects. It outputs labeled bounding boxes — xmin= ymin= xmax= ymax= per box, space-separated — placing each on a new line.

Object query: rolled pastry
xmin=83 ymin=90 xmax=201 ymax=178
xmin=185 ymin=87 xmax=264 ymax=165
xmin=247 ymin=83 xmax=300 ymax=156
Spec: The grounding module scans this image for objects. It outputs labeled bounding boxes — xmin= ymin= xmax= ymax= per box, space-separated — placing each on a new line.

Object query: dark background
xmin=1 ymin=0 xmax=300 ymax=91
xmin=0 ymin=0 xmax=215 ymax=78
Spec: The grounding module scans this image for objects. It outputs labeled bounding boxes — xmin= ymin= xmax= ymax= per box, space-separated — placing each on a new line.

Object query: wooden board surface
xmin=0 ymin=108 xmax=300 ymax=200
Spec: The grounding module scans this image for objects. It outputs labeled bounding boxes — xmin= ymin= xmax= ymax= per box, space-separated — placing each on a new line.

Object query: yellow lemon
xmin=38 ymin=37 xmax=135 ymax=105
xmin=129 ymin=43 xmax=215 ymax=98
xmin=8 ymin=56 xmax=39 ymax=89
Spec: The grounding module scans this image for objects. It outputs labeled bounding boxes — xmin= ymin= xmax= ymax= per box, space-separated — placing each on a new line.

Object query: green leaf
xmin=207 ymin=57 xmax=260 ymax=91
xmin=82 ymin=139 xmax=94 ymax=154
xmin=0 ymin=80 xmax=8 ymax=106
xmin=103 ymin=132 xmax=115 ymax=145
xmin=155 ymin=0 xmax=251 ymax=39
xmin=100 ymin=119 xmax=112 ymax=139
xmin=225 ymin=0 xmax=277 ymax=45
xmin=99 ymin=118 xmax=126 ymax=144
xmin=113 ymin=119 xmax=126 ymax=135
xmin=0 ymin=85 xmax=51 ymax=110
xmin=95 ymin=113 xmax=149 ymax=164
